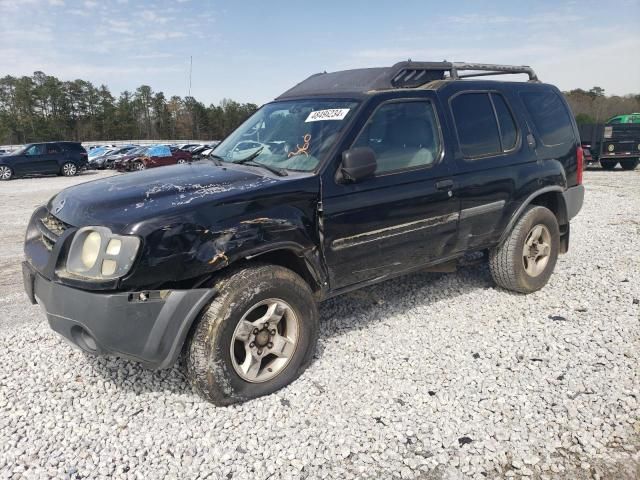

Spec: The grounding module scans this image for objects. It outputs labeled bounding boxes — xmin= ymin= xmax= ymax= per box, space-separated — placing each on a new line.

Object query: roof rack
xmin=390 ymin=61 xmax=539 ymax=87
xmin=276 ymin=61 xmax=540 ymax=99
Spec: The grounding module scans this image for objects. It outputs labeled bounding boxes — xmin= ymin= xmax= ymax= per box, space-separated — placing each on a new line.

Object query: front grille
xmin=39 ymin=213 xmax=70 ymax=250
xmin=611 ymin=125 xmax=640 ymax=141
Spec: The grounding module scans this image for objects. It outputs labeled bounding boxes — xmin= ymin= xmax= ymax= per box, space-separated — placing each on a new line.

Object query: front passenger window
xmin=25 ymin=145 xmax=45 ymax=156
xmin=353 ymin=101 xmax=441 ymax=174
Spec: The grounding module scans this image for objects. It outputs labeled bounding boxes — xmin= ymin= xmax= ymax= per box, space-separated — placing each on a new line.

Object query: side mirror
xmin=340 ymin=147 xmax=377 ymax=182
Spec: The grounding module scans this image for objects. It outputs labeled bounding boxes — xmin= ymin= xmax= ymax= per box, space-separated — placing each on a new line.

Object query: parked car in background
xmin=0 ymin=141 xmax=87 ymax=180
xmin=108 ymin=146 xmax=147 ymax=170
xmin=89 ymin=145 xmax=137 ymax=169
xmin=169 ymin=146 xmax=193 ymax=163
xmin=88 ymin=146 xmax=113 ymax=160
xmin=177 ymin=143 xmax=201 ymax=151
xmin=116 ymin=145 xmax=191 ymax=171
xmin=188 ymin=145 xmax=212 ymax=159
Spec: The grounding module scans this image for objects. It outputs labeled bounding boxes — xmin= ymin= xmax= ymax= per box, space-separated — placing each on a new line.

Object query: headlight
xmin=66 ymin=226 xmax=140 ymax=280
xmin=81 ymin=231 xmax=101 ymax=268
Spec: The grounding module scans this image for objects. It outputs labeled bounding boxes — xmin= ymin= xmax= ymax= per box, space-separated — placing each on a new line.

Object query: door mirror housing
xmin=340 ymin=147 xmax=377 ymax=182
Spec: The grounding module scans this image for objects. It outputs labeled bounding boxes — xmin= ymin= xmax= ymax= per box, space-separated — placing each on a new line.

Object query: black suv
xmin=23 ymin=62 xmax=584 ymax=405
xmin=0 ymin=141 xmax=88 ymax=180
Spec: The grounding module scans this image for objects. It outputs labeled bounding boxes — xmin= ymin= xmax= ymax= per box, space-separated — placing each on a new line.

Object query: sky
xmin=1 ymin=0 xmax=639 ymax=106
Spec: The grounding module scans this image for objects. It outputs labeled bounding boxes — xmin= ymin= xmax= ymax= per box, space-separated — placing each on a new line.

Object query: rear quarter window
xmin=520 ymin=90 xmax=574 ymax=146
xmin=60 ymin=142 xmax=86 ymax=152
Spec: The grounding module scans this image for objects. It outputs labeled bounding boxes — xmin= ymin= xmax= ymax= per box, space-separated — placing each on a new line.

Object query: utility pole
xmin=188 ymin=56 xmax=193 ymax=98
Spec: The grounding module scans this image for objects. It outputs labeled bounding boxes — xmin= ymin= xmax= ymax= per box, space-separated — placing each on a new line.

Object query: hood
xmin=48 ymin=162 xmax=279 ymax=231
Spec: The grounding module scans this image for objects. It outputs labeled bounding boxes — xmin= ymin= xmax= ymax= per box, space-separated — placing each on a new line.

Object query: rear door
xmin=43 ymin=143 xmax=63 ymax=173
xmin=444 ymin=86 xmax=534 ymax=252
xmin=321 ymin=94 xmax=460 ymax=290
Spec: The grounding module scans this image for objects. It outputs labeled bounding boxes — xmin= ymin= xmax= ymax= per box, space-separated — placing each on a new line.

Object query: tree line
xmin=0 ymin=71 xmax=258 ymax=145
xmin=563 ymin=87 xmax=640 ymax=125
xmin=1 ymin=72 xmax=639 ymax=145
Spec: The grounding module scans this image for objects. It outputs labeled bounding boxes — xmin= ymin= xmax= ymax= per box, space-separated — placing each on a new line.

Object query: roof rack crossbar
xmin=449 ymin=62 xmax=539 ymax=82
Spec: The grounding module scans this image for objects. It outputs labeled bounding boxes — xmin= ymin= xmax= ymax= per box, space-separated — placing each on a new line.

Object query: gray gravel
xmin=1 ymin=169 xmax=639 ymax=479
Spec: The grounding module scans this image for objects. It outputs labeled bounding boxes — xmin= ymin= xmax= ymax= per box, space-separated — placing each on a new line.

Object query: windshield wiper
xmin=241 ymin=160 xmax=288 ymax=177
xmin=233 ymin=147 xmax=288 ymax=176
xmin=206 ymin=154 xmax=225 ymax=166
xmin=234 ymin=146 xmax=264 ymax=165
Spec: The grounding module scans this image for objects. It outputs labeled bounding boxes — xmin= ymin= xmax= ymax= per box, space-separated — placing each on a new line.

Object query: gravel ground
xmin=0 ymin=169 xmax=639 ymax=479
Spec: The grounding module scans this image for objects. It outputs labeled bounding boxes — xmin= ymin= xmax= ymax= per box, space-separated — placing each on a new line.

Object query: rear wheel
xmin=489 ymin=206 xmax=560 ymax=293
xmin=184 ymin=264 xmax=318 ymax=405
xmin=61 ymin=162 xmax=77 ymax=176
xmin=0 ymin=165 xmax=13 ymax=180
xmin=600 ymin=160 xmax=617 ymax=170
xmin=620 ymin=158 xmax=639 ymax=171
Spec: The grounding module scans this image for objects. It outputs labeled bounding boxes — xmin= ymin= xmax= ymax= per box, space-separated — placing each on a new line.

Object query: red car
xmin=116 ymin=145 xmax=192 ymax=171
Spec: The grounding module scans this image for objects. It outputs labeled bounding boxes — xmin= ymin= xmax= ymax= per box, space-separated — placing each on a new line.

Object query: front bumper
xmin=23 ymin=261 xmax=215 ymax=369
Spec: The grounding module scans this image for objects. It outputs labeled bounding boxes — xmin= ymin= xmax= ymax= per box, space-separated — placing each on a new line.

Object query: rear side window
xmin=520 ymin=91 xmax=574 ymax=146
xmin=61 ymin=142 xmax=86 ymax=152
xmin=46 ymin=144 xmax=62 ymax=154
xmin=491 ymin=93 xmax=518 ymax=150
xmin=451 ymin=93 xmax=501 ymax=158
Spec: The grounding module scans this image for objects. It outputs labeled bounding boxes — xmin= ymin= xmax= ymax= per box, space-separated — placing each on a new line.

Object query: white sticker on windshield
xmin=305 ymin=108 xmax=350 ymax=122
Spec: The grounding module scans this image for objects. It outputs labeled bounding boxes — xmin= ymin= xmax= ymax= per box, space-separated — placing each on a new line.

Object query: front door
xmin=321 ymin=98 xmax=460 ymax=290
xmin=21 ymin=144 xmax=52 ymax=174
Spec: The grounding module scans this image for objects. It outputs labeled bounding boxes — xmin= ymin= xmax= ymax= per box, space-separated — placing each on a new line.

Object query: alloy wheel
xmin=63 ymin=163 xmax=77 ymax=176
xmin=230 ymin=298 xmax=300 ymax=383
xmin=522 ymin=224 xmax=551 ymax=277
xmin=0 ymin=166 xmax=12 ymax=180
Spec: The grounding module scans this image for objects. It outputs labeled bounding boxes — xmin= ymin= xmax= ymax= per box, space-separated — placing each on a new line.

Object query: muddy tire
xmin=620 ymin=159 xmax=639 ymax=171
xmin=184 ymin=264 xmax=318 ymax=405
xmin=600 ymin=160 xmax=617 ymax=170
xmin=489 ymin=206 xmax=560 ymax=293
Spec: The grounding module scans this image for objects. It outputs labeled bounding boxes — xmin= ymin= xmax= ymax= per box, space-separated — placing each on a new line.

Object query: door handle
xmin=435 ymin=179 xmax=454 ymax=191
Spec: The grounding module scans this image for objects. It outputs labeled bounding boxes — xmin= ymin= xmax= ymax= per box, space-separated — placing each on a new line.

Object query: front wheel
xmin=133 ymin=161 xmax=145 ymax=171
xmin=489 ymin=206 xmax=560 ymax=293
xmin=61 ymin=162 xmax=78 ymax=176
xmin=0 ymin=165 xmax=13 ymax=180
xmin=184 ymin=264 xmax=319 ymax=405
xmin=620 ymin=159 xmax=639 ymax=171
xmin=177 ymin=158 xmax=187 ymax=164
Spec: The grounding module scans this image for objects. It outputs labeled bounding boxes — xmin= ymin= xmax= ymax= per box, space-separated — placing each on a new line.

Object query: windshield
xmin=11 ymin=145 xmax=28 ymax=155
xmin=213 ymin=99 xmax=359 ymax=172
xmin=88 ymin=147 xmax=108 ymax=158
xmin=127 ymin=146 xmax=146 ymax=156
